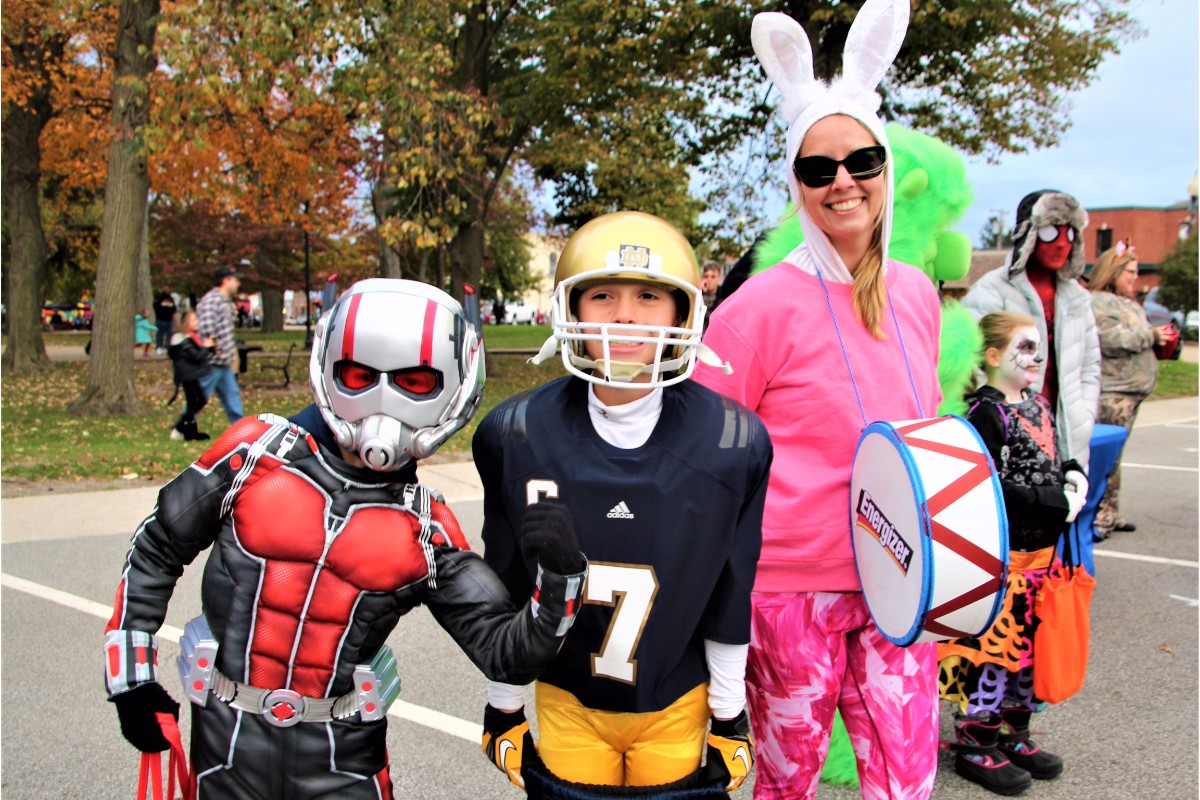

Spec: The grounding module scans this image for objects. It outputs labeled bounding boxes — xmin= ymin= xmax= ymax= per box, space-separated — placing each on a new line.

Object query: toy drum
xmin=849 ymin=416 xmax=1008 ymax=646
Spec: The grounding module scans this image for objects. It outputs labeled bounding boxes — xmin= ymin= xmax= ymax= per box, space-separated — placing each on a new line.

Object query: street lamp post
xmin=1185 ymin=172 xmax=1199 ymax=239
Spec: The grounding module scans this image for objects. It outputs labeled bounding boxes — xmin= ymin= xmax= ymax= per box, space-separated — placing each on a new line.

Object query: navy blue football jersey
xmin=473 ymin=376 xmax=771 ymax=714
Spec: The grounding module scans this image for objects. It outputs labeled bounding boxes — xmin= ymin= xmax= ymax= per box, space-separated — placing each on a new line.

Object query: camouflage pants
xmin=1096 ymin=392 xmax=1146 ymax=534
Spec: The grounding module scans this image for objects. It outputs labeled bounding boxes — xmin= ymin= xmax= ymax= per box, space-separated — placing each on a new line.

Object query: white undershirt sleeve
xmin=487 ymin=680 xmax=530 ymax=712
xmin=705 ymin=639 xmax=749 ymax=720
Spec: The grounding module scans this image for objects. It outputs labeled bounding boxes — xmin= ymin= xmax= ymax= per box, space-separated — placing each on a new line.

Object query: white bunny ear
xmin=751 ymin=12 xmax=820 ymax=124
xmin=841 ymin=0 xmax=909 ymax=96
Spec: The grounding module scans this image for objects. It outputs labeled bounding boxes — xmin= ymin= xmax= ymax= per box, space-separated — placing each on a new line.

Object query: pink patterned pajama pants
xmin=746 ymin=591 xmax=938 ymax=799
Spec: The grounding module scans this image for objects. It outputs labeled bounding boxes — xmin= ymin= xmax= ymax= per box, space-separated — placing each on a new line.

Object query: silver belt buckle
xmin=260 ymin=688 xmax=307 ymax=728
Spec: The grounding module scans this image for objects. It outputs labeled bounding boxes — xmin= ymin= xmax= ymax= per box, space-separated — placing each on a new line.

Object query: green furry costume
xmin=747 ymin=125 xmax=981 ymax=786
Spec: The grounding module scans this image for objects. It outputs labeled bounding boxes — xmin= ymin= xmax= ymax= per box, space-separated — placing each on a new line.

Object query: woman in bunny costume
xmin=694 ymin=2 xmax=942 ymax=798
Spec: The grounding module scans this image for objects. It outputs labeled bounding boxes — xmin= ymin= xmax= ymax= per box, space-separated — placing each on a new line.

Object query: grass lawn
xmin=2 ymin=328 xmax=1195 ymax=490
xmin=2 ymin=326 xmax=562 ymax=488
xmin=1149 ymin=358 xmax=1199 ymax=400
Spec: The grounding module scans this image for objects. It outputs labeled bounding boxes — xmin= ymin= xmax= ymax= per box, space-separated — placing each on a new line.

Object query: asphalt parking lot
xmin=1 ymin=403 xmax=1195 ymax=799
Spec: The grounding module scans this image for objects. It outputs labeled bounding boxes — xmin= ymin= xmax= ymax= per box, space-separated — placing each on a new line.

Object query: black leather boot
xmin=954 ymin=714 xmax=1033 ymax=795
xmin=998 ymin=708 xmax=1064 ymax=780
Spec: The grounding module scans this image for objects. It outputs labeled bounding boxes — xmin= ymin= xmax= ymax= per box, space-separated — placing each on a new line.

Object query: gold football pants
xmin=534 ymin=681 xmax=708 ymax=786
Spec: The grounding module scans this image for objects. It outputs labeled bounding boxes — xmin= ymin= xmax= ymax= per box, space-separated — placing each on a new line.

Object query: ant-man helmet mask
xmin=309 ymin=279 xmax=485 ymax=471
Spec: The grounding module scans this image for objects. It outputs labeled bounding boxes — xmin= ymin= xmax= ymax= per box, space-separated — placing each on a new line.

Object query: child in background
xmin=167 ymin=309 xmax=214 ymax=441
xmin=938 ymin=311 xmax=1089 ymax=795
xmin=134 ymin=310 xmax=157 ymax=357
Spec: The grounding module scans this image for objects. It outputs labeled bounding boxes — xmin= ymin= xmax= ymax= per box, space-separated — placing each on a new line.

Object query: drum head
xmin=851 ymin=417 xmax=1009 ymax=647
xmin=850 ymin=421 xmax=932 ymax=646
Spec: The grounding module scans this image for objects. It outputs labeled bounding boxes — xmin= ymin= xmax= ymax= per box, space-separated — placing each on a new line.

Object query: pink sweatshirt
xmin=695 ymin=260 xmax=942 ymax=593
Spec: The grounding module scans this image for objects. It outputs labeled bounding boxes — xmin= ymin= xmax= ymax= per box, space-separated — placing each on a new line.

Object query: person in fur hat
xmin=962 ymin=189 xmax=1100 ymax=469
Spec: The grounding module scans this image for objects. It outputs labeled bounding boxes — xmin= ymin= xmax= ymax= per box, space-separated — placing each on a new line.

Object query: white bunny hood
xmin=752 ymin=0 xmax=909 ymax=279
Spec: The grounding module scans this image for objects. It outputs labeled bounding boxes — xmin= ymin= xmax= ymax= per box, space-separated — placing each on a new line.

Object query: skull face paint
xmin=997 ymin=326 xmax=1044 ymax=392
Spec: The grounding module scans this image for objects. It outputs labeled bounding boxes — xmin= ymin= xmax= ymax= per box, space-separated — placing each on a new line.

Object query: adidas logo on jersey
xmin=606 ymin=501 xmax=635 ymax=519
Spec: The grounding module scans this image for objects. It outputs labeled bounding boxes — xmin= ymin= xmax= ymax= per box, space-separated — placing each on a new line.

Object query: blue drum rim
xmin=850 ymin=419 xmax=933 ymax=647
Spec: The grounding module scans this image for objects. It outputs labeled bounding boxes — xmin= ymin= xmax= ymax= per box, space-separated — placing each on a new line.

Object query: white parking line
xmin=0 ymin=572 xmax=481 ymax=744
xmin=1093 ymin=551 xmax=1199 ymax=568
xmin=1123 ymin=462 xmax=1200 ymax=472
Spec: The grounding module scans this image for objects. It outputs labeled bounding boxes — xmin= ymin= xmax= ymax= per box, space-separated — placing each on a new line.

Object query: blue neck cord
xmin=815 ymin=267 xmax=926 ymax=428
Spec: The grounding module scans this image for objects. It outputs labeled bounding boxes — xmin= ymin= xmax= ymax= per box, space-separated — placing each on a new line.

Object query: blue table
xmin=1067 ymin=423 xmax=1128 ymax=574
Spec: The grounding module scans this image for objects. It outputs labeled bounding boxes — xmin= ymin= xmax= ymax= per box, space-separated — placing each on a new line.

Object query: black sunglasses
xmin=793 ymin=146 xmax=887 ymax=188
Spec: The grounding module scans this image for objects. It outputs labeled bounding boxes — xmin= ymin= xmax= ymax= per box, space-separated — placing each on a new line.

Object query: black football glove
xmin=111 ymin=682 xmax=181 ymax=753
xmin=520 ymin=502 xmax=584 ymax=574
xmin=704 ymin=710 xmax=755 ymax=791
xmin=481 ymin=704 xmax=532 ymax=788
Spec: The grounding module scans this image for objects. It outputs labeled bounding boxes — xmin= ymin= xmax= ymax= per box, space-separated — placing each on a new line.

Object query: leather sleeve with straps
xmin=423 ymin=547 xmax=585 ymax=685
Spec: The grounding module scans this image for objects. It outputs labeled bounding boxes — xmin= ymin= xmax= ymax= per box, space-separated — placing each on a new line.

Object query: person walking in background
xmin=167 ymin=309 xmax=214 ymax=442
xmin=196 ymin=266 xmax=244 ymax=424
xmin=134 ymin=310 xmax=156 ymax=357
xmin=939 ymin=311 xmax=1086 ymax=795
xmin=153 ymin=284 xmax=177 ymax=354
xmin=962 ymin=189 xmax=1100 ymax=469
xmin=1087 ymin=242 xmax=1166 ymax=537
xmin=695 ymin=4 xmax=944 ymax=797
xmin=700 ymin=261 xmax=723 ymax=311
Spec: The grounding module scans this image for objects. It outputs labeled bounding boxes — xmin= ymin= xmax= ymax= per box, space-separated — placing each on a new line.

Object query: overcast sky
xmin=956 ymin=0 xmax=1199 ymax=245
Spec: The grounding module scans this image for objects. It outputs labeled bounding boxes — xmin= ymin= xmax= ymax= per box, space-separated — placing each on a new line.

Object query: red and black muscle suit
xmin=105 ymin=414 xmax=583 ymax=799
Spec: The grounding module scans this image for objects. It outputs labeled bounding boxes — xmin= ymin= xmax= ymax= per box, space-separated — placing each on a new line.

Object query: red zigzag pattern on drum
xmin=896 ymin=418 xmax=1005 ymax=639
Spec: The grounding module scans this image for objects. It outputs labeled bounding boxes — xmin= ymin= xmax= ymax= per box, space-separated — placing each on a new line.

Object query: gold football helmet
xmin=530 ymin=211 xmax=728 ymax=388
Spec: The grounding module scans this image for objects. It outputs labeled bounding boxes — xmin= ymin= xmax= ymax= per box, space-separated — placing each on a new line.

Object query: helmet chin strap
xmin=587 ymin=357 xmax=647 ymax=383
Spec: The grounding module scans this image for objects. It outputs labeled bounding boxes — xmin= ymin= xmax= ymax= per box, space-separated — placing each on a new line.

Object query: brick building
xmin=1082 ymin=202 xmax=1196 ymax=292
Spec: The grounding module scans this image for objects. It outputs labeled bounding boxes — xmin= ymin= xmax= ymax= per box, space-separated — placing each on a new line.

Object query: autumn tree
xmin=147 ymin=4 xmax=361 ymax=331
xmin=68 ymin=0 xmax=160 ymax=415
xmin=2 ymin=0 xmax=114 ymax=372
xmin=2 ymin=7 xmax=64 ymax=371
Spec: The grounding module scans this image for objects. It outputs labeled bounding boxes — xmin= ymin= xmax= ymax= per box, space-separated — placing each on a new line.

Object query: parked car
xmin=1185 ymin=310 xmax=1199 ymax=340
xmin=504 ymin=300 xmax=538 ymax=325
xmin=1143 ymin=287 xmax=1185 ymax=330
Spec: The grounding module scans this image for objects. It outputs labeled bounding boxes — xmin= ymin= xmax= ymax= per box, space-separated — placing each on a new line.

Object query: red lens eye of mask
xmin=391 ymin=369 xmax=439 ymax=395
xmin=338 ymin=363 xmax=379 ymax=391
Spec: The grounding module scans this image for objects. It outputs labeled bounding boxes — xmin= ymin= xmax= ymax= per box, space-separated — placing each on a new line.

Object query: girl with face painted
xmin=938 ymin=311 xmax=1089 ymax=795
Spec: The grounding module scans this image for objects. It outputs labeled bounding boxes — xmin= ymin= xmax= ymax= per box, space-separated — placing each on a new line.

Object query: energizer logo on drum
xmin=855 ymin=489 xmax=913 ymax=574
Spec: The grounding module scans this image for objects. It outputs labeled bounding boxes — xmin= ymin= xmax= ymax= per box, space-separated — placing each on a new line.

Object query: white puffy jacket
xmin=963 ymin=268 xmax=1101 ymax=468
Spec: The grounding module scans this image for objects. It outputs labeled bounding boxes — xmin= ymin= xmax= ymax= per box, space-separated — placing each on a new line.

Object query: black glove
xmin=111 ymin=682 xmax=181 ymax=753
xmin=481 ymin=704 xmax=532 ymax=788
xmin=703 ymin=710 xmax=755 ymax=791
xmin=521 ymin=502 xmax=584 ymax=574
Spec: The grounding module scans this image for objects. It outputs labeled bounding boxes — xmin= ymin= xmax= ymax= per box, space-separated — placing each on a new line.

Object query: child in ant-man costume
xmin=104 ymin=279 xmax=587 ymax=799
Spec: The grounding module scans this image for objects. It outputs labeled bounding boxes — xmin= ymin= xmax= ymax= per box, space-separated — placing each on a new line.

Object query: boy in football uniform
xmin=474 ymin=212 xmax=772 ymax=797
